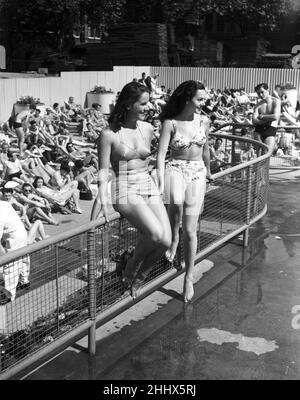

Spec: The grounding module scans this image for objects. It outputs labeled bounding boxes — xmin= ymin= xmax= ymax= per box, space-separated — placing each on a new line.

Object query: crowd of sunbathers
xmin=0 ymin=79 xmax=300 ymax=245
xmin=0 ymin=96 xmax=108 ymax=243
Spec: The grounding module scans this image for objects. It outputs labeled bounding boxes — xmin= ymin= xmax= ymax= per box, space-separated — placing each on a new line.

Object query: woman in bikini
xmin=157 ymin=80 xmax=213 ymax=303
xmin=94 ymin=81 xmax=171 ymax=299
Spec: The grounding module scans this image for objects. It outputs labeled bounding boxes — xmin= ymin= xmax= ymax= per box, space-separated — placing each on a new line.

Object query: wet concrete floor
xmin=21 ymin=170 xmax=300 ymax=380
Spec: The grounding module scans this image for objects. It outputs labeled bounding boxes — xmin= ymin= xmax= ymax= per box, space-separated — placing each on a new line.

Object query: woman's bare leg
xmin=115 ymin=194 xmax=171 ymax=287
xmin=70 ymin=189 xmax=82 ymax=212
xmin=33 ymin=207 xmax=59 ymax=225
xmin=164 ymin=168 xmax=185 ymax=262
xmin=59 ymin=189 xmax=83 ymax=213
xmin=182 ymin=174 xmax=206 ymax=302
xmin=133 ymin=195 xmax=172 ymax=280
xmin=27 ymin=220 xmax=48 ymax=244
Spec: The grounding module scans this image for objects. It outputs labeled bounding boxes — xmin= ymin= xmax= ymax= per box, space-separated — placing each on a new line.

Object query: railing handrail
xmin=213 ymin=122 xmax=300 ymax=132
xmin=211 ymin=133 xmax=272 ymax=179
xmin=0 ymin=212 xmax=120 ymax=267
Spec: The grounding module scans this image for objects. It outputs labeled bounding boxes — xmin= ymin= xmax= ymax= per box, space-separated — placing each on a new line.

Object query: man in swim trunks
xmin=253 ymin=83 xmax=281 ymax=151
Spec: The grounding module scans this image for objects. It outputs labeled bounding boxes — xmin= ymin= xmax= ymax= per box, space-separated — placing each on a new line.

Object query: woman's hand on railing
xmin=206 ymin=171 xmax=214 ymax=183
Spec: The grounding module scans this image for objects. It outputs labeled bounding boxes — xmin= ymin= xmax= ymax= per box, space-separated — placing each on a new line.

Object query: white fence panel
xmin=152 ymin=67 xmax=300 ymax=95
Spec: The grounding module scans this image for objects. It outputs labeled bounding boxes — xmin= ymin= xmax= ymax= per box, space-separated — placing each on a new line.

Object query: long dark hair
xmin=160 ymin=80 xmax=205 ymax=122
xmin=108 ymin=82 xmax=150 ymax=130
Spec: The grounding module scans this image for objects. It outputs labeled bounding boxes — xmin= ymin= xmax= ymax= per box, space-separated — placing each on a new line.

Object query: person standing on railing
xmin=0 ymin=200 xmax=30 ymax=304
xmin=253 ymin=83 xmax=281 ymax=152
xmin=157 ymin=80 xmax=213 ymax=303
xmin=94 ymin=81 xmax=171 ymax=299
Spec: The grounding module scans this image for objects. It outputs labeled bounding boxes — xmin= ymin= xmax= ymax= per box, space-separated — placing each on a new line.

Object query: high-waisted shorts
xmin=165 ymin=159 xmax=206 ymax=186
xmin=111 ymin=169 xmax=160 ymax=205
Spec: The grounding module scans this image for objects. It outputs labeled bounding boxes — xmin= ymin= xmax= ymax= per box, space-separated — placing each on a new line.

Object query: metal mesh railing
xmin=0 ymin=234 xmax=91 ymax=373
xmin=270 ymin=126 xmax=300 ymax=170
xmin=216 ymin=123 xmax=300 ymax=170
xmin=0 ymin=131 xmax=271 ymax=379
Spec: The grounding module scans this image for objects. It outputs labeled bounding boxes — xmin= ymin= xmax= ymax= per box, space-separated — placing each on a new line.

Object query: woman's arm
xmin=94 ymin=129 xmax=112 ymax=221
xmin=203 ymin=118 xmax=213 ymax=179
xmin=31 ymin=193 xmax=50 ymax=206
xmin=1 ymin=164 xmax=7 ymax=179
xmin=157 ymin=120 xmax=172 ymax=194
xmin=18 ymin=193 xmax=46 ymax=208
xmin=35 ymin=188 xmax=55 ymax=204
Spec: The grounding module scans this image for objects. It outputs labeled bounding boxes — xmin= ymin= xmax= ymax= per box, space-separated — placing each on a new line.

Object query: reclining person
xmin=17 ymin=182 xmax=59 ymax=225
xmin=33 ymin=176 xmax=83 ymax=214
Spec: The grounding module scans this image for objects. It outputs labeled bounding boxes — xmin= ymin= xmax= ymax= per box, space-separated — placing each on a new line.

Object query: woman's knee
xmin=149 ymin=225 xmax=171 ymax=249
xmin=183 ymin=227 xmax=198 ymax=242
xmin=149 ymin=226 xmax=164 ymax=245
xmin=161 ymin=231 xmax=172 ymax=249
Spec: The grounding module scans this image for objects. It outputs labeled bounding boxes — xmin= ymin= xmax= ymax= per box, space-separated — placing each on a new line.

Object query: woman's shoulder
xmin=160 ymin=119 xmax=174 ymax=129
xmin=138 ymin=120 xmax=154 ymax=138
xmin=139 ymin=120 xmax=154 ymax=130
xmin=98 ymin=127 xmax=116 ymax=143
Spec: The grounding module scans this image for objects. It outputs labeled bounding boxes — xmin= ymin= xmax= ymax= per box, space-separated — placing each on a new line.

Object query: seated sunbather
xmin=33 ymin=176 xmax=83 ymax=214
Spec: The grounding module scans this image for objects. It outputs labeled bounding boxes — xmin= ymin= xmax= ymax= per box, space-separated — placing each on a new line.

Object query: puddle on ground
xmin=197 ymin=328 xmax=279 ymax=355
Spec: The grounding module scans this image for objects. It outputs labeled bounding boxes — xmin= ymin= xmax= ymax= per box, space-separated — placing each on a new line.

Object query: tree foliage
xmin=0 ymin=0 xmax=296 ymax=53
xmin=125 ymin=0 xmax=295 ymax=31
xmin=0 ymin=0 xmax=126 ymax=50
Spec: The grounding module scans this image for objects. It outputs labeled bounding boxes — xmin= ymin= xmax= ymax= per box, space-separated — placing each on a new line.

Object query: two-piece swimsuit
xmin=165 ymin=114 xmax=207 ymax=186
xmin=111 ymin=121 xmax=159 ymax=204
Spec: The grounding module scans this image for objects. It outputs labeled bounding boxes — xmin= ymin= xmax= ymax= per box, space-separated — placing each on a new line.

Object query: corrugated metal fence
xmin=1 ymin=66 xmax=300 ymax=122
xmin=152 ymin=66 xmax=300 ymax=93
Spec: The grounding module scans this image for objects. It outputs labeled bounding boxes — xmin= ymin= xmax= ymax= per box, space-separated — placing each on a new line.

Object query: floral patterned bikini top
xmin=170 ymin=114 xmax=207 ymax=151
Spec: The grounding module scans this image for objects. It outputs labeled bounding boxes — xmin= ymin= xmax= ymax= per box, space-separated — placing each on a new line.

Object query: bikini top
xmin=115 ymin=121 xmax=151 ymax=161
xmin=170 ymin=114 xmax=207 ymax=151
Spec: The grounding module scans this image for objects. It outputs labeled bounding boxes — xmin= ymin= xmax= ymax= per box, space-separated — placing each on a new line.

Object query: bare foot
xmin=122 ymin=276 xmax=132 ymax=291
xmin=165 ymin=239 xmax=179 ymax=263
xmin=131 ymin=278 xmax=144 ymax=300
xmin=73 ymin=208 xmax=83 ymax=214
xmin=183 ymin=276 xmax=194 ymax=303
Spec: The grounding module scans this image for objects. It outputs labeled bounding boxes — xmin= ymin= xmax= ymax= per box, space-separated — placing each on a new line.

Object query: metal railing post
xmin=87 ymin=229 xmax=96 ymax=356
xmin=100 ymin=225 xmax=109 ymax=310
xmin=55 ymin=245 xmax=60 ymax=336
xmin=243 ymin=165 xmax=253 ymax=247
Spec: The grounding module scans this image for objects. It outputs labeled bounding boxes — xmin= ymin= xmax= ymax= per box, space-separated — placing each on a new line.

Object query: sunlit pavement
xmin=20 ymin=169 xmax=300 ymax=380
